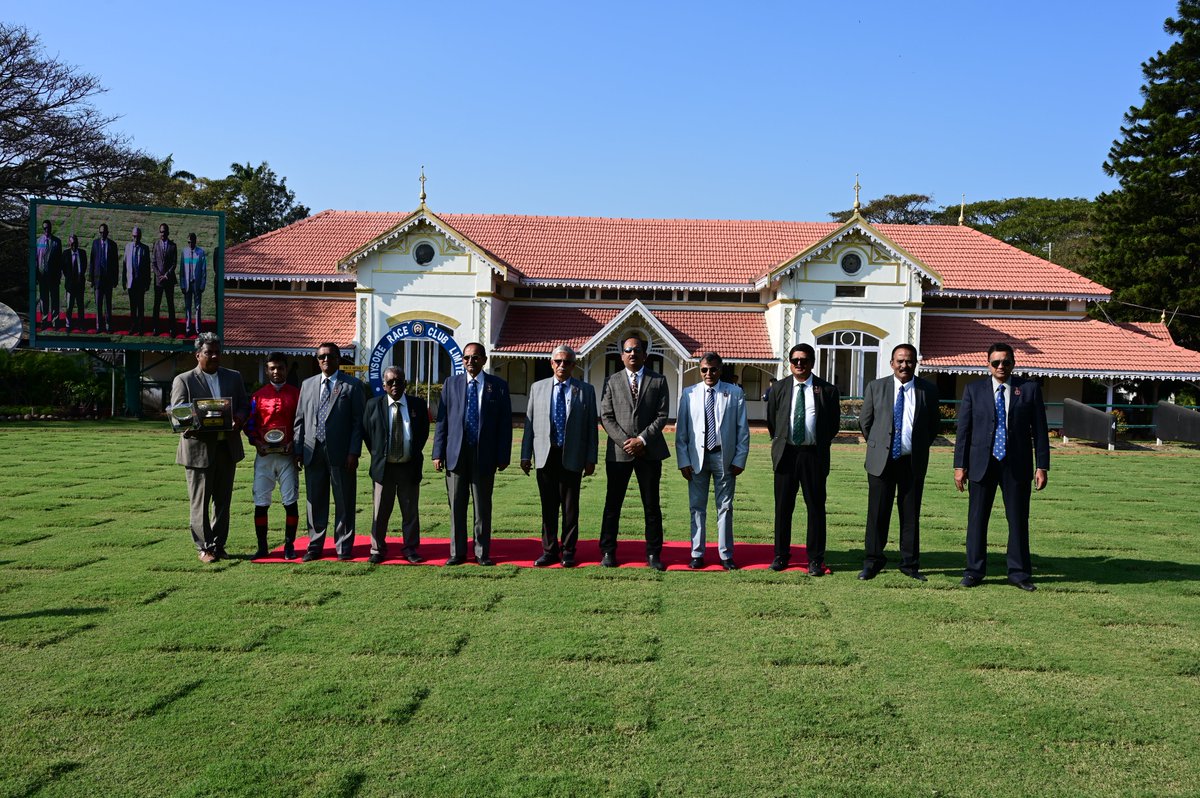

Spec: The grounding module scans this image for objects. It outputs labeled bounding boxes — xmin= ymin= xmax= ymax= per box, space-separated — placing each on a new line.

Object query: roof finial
xmin=419 ymin=166 xmax=427 ymax=204
xmin=1161 ymin=308 xmax=1167 ymax=324
xmin=852 ymin=174 xmax=861 ymax=214
xmin=958 ymin=193 xmax=965 ymax=226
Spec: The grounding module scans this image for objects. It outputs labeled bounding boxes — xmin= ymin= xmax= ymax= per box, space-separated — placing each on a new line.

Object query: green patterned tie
xmin=791 ymin=383 xmax=807 ymax=445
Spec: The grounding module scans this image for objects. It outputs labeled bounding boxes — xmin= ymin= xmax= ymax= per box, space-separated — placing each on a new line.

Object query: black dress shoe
xmin=444 ymin=556 xmax=466 ymax=566
xmin=647 ymin=555 xmax=666 ymax=572
xmin=807 ymin=562 xmax=826 ymax=577
xmin=560 ymin=557 xmax=576 ymax=568
xmin=302 ymin=551 xmax=321 ymax=562
xmin=1009 ymin=578 xmax=1037 ymax=592
xmin=283 ymin=543 xmax=296 ymax=560
xmin=902 ymin=570 xmax=928 ymax=582
xmin=600 ymin=552 xmax=617 ymax=568
xmin=215 ymin=548 xmax=229 ymax=560
xmin=368 ymin=553 xmax=385 ymax=564
xmin=476 ymin=557 xmax=495 ymax=567
xmin=857 ymin=567 xmax=878 ymax=580
xmin=960 ymin=575 xmax=983 ymax=587
xmin=688 ymin=557 xmax=704 ymax=570
xmin=337 ymin=553 xmax=353 ymax=562
xmin=404 ymin=553 xmax=425 ymax=564
xmin=769 ymin=557 xmax=788 ymax=572
xmin=252 ymin=548 xmax=268 ymax=560
xmin=721 ymin=559 xmax=738 ymax=571
xmin=534 ymin=554 xmax=556 ymax=567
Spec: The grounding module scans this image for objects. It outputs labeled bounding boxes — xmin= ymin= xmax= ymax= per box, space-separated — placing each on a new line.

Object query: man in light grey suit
xmin=521 ymin=345 xmax=599 ymax=567
xmin=170 ymin=333 xmax=249 ymax=562
xmin=858 ymin=343 xmax=941 ymax=581
xmin=294 ymin=342 xmax=366 ymax=561
xmin=675 ymin=352 xmax=750 ymax=570
xmin=599 ymin=335 xmax=671 ymax=570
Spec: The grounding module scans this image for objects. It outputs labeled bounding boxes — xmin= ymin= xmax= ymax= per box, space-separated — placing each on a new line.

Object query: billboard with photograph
xmin=29 ymin=199 xmax=224 ymax=352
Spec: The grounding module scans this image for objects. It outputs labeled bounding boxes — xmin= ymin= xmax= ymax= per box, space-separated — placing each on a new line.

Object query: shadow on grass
xmin=0 ymin=606 xmax=108 ymax=623
xmin=849 ymin=550 xmax=1200 ymax=586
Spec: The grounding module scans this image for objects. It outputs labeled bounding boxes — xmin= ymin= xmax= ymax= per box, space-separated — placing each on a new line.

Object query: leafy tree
xmin=829 ymin=193 xmax=936 ymax=224
xmin=91 ymin=154 xmax=200 ymax=208
xmin=1093 ymin=0 xmax=1200 ymax=348
xmin=191 ymin=162 xmax=310 ymax=244
xmin=933 ymin=197 xmax=1095 ymax=272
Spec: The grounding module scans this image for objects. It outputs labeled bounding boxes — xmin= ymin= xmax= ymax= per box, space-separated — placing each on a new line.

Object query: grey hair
xmin=195 ymin=332 xmax=221 ymax=352
xmin=551 ymin=345 xmax=576 ymax=359
xmin=383 ymin=365 xmax=405 ymax=380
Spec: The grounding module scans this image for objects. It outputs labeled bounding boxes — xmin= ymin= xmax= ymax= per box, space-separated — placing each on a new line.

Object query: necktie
xmin=993 ymin=385 xmax=1007 ymax=460
xmin=705 ymin=387 xmax=717 ymax=450
xmin=791 ymin=383 xmax=807 ymax=445
xmin=553 ymin=381 xmax=567 ymax=448
xmin=466 ymin=378 xmax=480 ymax=446
xmin=316 ymin=378 xmax=331 ymax=442
xmin=389 ymin=401 xmax=405 ymax=461
xmin=630 ymin=373 xmax=639 ymax=405
xmin=891 ymin=384 xmax=905 ymax=460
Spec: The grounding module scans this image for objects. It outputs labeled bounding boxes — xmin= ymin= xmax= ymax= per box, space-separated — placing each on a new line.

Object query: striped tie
xmin=704 ymin=388 xmax=717 ymax=450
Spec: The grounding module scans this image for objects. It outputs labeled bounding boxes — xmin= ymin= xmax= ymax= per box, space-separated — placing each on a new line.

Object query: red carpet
xmin=253 ymin=536 xmax=821 ymax=571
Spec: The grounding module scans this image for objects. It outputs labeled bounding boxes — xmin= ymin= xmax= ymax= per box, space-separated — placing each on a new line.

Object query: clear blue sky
xmin=9 ymin=0 xmax=1182 ymax=221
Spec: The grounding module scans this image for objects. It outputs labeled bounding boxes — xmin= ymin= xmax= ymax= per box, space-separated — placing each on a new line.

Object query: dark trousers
xmin=536 ymin=445 xmax=582 ymax=557
xmin=152 ymin=283 xmax=176 ymax=331
xmin=128 ymin=289 xmax=146 ymax=332
xmin=93 ymin=287 xmax=113 ymax=330
xmin=65 ymin=289 xmax=85 ymax=328
xmin=370 ymin=461 xmax=421 ymax=557
xmin=445 ymin=444 xmax=496 ymax=560
xmin=966 ymin=456 xmax=1033 ymax=581
xmin=184 ymin=447 xmax=237 ymax=553
xmin=304 ymin=440 xmax=358 ymax=557
xmin=864 ymin=455 xmax=924 ymax=573
xmin=38 ymin=276 xmax=60 ymax=324
xmin=773 ymin=444 xmax=828 ymax=564
xmin=600 ymin=458 xmax=663 ymax=556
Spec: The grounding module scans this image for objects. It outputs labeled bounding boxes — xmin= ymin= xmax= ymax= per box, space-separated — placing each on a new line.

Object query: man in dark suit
xmin=123 ymin=226 xmax=151 ymax=334
xmin=858 ymin=343 xmax=941 ymax=581
xmin=954 ymin=342 xmax=1050 ymax=591
xmin=170 ymin=333 xmax=249 ymax=562
xmin=89 ymin=223 xmax=119 ymax=333
xmin=363 ymin=366 xmax=430 ymax=565
xmin=294 ymin=342 xmax=366 ymax=561
xmin=766 ymin=343 xmax=842 ymax=574
xmin=151 ymin=223 xmax=178 ymax=336
xmin=35 ymin=219 xmax=63 ymax=329
xmin=599 ymin=335 xmax=670 ymax=570
xmin=62 ymin=234 xmax=87 ymax=332
xmin=432 ymin=342 xmax=513 ymax=566
xmin=520 ymin=345 xmax=599 ymax=568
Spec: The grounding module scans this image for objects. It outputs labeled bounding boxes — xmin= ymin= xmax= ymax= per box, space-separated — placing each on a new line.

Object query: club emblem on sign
xmin=412 ymin=322 xmax=424 ymax=336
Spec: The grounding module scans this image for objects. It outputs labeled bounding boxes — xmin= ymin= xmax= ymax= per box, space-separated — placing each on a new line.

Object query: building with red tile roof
xmin=219 ymin=202 xmax=1199 ymax=418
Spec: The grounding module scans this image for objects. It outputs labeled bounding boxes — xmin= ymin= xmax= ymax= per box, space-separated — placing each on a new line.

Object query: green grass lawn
xmin=1 ymin=422 xmax=1198 ymax=797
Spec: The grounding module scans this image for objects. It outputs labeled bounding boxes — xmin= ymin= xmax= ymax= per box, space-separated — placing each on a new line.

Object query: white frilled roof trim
xmin=226 ymin=273 xmax=356 ymax=282
xmin=918 ymin=365 xmax=1200 ymax=381
xmin=518 ymin=278 xmax=758 ymax=291
xmin=225 ymin=344 xmax=356 ymax=356
xmin=335 ymin=212 xmax=508 ymax=278
xmin=577 ymin=299 xmax=692 ymax=360
xmin=758 ymin=220 xmax=942 ymax=290
xmin=926 ymin=288 xmax=1111 ymax=302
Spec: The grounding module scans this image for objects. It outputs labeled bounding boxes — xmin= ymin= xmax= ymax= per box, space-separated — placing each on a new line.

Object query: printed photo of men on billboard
xmin=30 ymin=199 xmax=224 ymax=352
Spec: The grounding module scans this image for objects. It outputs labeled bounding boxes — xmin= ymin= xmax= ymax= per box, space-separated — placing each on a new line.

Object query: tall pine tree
xmin=1093 ymin=1 xmax=1200 ymax=348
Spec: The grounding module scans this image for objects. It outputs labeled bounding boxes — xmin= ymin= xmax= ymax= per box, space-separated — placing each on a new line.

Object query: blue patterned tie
xmin=316 ymin=378 xmax=331 ymax=442
xmin=466 ymin=378 xmax=480 ymax=446
xmin=553 ymin=381 xmax=567 ymax=448
xmin=993 ymin=385 xmax=1007 ymax=460
xmin=891 ymin=384 xmax=904 ymax=460
xmin=705 ymin=388 xmax=717 ymax=450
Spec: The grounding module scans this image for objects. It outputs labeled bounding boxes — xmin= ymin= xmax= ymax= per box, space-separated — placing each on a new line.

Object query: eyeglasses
xmin=622 ymin=347 xmax=642 ymax=354
xmin=790 ymin=358 xmax=812 ymax=366
xmin=990 ymin=359 xmax=1014 ymax=368
xmin=463 ymin=354 xmax=485 ymax=362
xmin=553 ymin=359 xmax=575 ymax=366
xmin=699 ymin=367 xmax=719 ymax=374
xmin=384 ymin=379 xmax=402 ymax=386
xmin=316 ymin=353 xmax=335 ymax=361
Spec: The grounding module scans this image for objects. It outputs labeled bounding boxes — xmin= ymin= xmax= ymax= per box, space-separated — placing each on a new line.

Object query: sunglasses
xmin=553 ymin=359 xmax=575 ymax=366
xmin=622 ymin=347 xmax=643 ymax=354
xmin=790 ymin=358 xmax=812 ymax=366
xmin=316 ymin=353 xmax=335 ymax=360
xmin=699 ymin=367 xmax=720 ymax=374
xmin=990 ymin=359 xmax=1014 ymax=368
xmin=384 ymin=379 xmax=403 ymax=386
xmin=463 ymin=354 xmax=485 ymax=362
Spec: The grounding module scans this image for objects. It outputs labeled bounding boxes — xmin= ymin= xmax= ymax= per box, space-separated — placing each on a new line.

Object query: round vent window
xmin=414 ymin=243 xmax=435 ymax=265
xmin=840 ymin=252 xmax=862 ymax=275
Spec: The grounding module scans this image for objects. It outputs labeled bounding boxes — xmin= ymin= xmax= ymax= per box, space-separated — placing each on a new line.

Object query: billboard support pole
xmin=125 ymin=350 xmax=142 ymax=418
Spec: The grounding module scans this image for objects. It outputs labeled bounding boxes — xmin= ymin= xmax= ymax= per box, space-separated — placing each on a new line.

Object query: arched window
xmin=815 ymin=330 xmax=880 ymax=398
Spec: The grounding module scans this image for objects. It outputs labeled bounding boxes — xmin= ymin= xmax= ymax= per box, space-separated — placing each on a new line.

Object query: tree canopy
xmin=1093 ymin=0 xmax=1200 ymax=348
xmin=829 ymin=193 xmax=937 ymax=225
